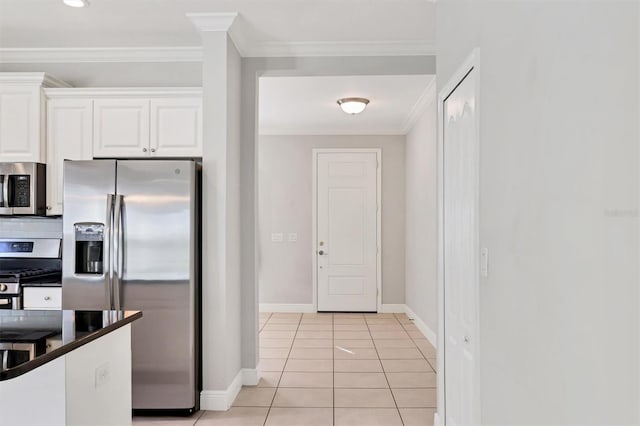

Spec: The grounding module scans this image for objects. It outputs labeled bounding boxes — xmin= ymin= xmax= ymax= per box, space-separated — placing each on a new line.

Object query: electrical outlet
xmin=271 ymin=233 xmax=283 ymax=242
xmin=288 ymin=233 xmax=298 ymax=242
xmin=95 ymin=362 xmax=110 ymax=388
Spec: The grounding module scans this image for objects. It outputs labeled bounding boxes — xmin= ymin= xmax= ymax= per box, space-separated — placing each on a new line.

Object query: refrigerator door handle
xmin=113 ymin=194 xmax=124 ymax=311
xmin=104 ymin=194 xmax=115 ymax=309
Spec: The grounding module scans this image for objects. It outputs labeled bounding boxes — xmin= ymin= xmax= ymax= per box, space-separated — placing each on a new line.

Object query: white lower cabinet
xmin=46 ymin=98 xmax=93 ymax=215
xmin=23 ymin=286 xmax=62 ymax=310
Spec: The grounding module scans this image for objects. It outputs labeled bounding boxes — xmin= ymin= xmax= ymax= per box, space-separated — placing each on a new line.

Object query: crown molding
xmin=401 ymin=77 xmax=437 ymax=134
xmin=0 ymin=47 xmax=203 ymax=64
xmin=0 ymin=39 xmax=435 ymax=65
xmin=185 ymin=12 xmax=250 ymax=57
xmin=243 ymin=40 xmax=436 ymax=57
xmin=186 ymin=12 xmax=238 ymax=32
xmin=43 ymin=87 xmax=202 ymax=99
xmin=259 ymin=126 xmax=406 ymax=136
xmin=0 ymin=72 xmax=71 ymax=87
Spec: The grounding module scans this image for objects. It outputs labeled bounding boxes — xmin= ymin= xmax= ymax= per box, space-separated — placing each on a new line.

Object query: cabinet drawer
xmin=23 ymin=287 xmax=62 ymax=310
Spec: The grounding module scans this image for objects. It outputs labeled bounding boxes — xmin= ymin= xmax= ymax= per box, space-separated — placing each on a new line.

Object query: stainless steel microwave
xmin=0 ymin=163 xmax=46 ymax=216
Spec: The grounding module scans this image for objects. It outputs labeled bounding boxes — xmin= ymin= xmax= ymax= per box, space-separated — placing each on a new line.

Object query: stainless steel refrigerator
xmin=62 ymin=160 xmax=200 ymax=413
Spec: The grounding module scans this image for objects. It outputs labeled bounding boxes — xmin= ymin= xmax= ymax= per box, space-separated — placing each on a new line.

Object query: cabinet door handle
xmin=44 ymin=296 xmax=51 ymax=301
xmin=142 ymin=148 xmax=148 ymax=153
xmin=151 ymin=148 xmax=156 ymax=153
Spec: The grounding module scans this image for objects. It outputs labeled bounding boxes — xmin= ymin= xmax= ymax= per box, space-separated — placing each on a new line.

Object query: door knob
xmin=463 ymin=336 xmax=470 ymax=343
xmin=318 ymin=250 xmax=328 ymax=255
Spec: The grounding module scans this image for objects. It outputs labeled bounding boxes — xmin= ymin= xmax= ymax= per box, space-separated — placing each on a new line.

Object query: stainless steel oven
xmin=0 ymin=283 xmax=21 ymax=310
xmin=0 ymin=162 xmax=46 ymax=216
xmin=0 ymin=237 xmax=62 ymax=310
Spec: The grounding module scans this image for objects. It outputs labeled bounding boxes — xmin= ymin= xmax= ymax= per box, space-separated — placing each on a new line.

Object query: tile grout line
xmin=262 ymin=313 xmax=303 ymax=426
xmin=366 ymin=314 xmax=405 ymax=426
xmin=191 ymin=406 xmax=207 ymax=425
xmin=332 ymin=313 xmax=336 ymax=426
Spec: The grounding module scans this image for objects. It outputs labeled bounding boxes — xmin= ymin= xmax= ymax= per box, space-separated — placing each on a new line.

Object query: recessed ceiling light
xmin=337 ymin=97 xmax=370 ymax=115
xmin=63 ymin=0 xmax=89 ymax=7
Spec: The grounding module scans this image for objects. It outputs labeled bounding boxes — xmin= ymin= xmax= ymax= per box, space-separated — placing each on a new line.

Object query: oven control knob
xmin=0 ymin=284 xmax=7 ymax=292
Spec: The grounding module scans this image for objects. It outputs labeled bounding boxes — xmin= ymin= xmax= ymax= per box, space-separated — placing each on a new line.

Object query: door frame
xmin=311 ymin=148 xmax=382 ymax=312
xmin=437 ymin=48 xmax=481 ymax=425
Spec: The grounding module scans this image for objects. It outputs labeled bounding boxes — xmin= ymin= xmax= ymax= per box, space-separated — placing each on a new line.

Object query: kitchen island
xmin=0 ymin=309 xmax=142 ymax=426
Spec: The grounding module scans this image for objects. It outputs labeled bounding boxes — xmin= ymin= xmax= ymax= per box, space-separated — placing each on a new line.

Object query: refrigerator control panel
xmin=74 ymin=223 xmax=104 ymax=241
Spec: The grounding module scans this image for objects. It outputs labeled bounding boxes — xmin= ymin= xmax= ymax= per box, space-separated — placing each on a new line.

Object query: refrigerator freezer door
xmin=116 ymin=160 xmax=196 ymax=410
xmin=62 ymin=160 xmax=116 ymax=310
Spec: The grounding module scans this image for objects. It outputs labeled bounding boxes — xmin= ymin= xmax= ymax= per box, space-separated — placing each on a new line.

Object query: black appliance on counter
xmin=0 ymin=329 xmax=57 ymax=370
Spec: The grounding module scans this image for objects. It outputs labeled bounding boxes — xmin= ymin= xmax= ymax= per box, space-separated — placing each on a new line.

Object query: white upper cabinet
xmin=150 ymin=98 xmax=203 ymax=157
xmin=0 ymin=73 xmax=69 ymax=162
xmin=93 ymin=98 xmax=150 ymax=158
xmin=45 ymin=98 xmax=93 ymax=215
xmin=89 ymin=90 xmax=203 ymax=158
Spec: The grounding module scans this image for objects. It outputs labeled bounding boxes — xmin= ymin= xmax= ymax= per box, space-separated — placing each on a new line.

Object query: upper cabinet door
xmin=150 ymin=98 xmax=202 ymax=157
xmin=0 ymin=85 xmax=43 ymax=162
xmin=93 ymin=98 xmax=150 ymax=158
xmin=46 ymin=98 xmax=93 ymax=215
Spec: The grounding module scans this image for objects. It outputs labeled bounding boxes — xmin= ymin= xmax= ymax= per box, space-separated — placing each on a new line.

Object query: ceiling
xmin=259 ymin=75 xmax=435 ymax=135
xmin=0 ymin=0 xmax=435 ymax=57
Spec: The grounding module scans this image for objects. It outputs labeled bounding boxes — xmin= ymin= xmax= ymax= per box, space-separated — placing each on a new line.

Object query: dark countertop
xmin=0 ymin=309 xmax=142 ymax=381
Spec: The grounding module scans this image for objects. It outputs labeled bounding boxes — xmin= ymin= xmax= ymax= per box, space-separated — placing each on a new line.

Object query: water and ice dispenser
xmin=74 ymin=223 xmax=104 ymax=274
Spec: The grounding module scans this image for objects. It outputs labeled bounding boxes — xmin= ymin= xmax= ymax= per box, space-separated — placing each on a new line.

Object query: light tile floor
xmin=134 ymin=312 xmax=436 ymax=426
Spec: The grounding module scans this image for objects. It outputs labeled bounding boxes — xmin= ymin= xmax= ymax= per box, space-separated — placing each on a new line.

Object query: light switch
xmin=288 ymin=233 xmax=298 ymax=242
xmin=271 ymin=233 xmax=283 ymax=242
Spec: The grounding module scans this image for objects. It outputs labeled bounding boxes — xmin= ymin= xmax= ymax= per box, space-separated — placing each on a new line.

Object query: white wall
xmin=258 ymin=135 xmax=406 ymax=307
xmin=404 ymin=81 xmax=438 ymax=334
xmin=0 ymin=62 xmax=201 ymax=87
xmin=0 ymin=62 xmax=202 ymax=87
xmin=225 ymin=36 xmax=243 ymax=388
xmin=437 ymin=1 xmax=639 ymax=424
xmin=199 ymin=30 xmax=245 ymax=408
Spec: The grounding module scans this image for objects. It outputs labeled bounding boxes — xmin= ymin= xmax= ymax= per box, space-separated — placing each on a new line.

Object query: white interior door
xmin=443 ymin=65 xmax=480 ymax=425
xmin=316 ymin=151 xmax=379 ymax=312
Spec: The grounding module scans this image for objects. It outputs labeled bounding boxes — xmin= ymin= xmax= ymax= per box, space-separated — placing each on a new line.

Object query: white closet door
xmin=443 ymin=66 xmax=480 ymax=425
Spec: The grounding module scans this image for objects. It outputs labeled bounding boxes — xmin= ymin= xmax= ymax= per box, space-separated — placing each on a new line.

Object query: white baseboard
xmin=242 ymin=368 xmax=259 ymax=386
xmin=404 ymin=304 xmax=438 ymax=348
xmin=259 ymin=303 xmax=315 ymax=313
xmin=200 ymin=368 xmax=259 ymax=411
xmin=434 ymin=411 xmax=441 ymax=426
xmin=380 ymin=304 xmax=407 ymax=313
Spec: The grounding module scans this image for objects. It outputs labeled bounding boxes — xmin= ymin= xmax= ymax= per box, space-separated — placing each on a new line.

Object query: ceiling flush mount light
xmin=337 ymin=97 xmax=370 ymax=115
xmin=63 ymin=0 xmax=89 ymax=7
